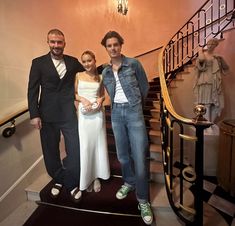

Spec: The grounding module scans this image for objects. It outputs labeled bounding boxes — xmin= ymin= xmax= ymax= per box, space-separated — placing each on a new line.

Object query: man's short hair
xmin=101 ymin=31 xmax=124 ymax=47
xmin=47 ymin=29 xmax=64 ymax=37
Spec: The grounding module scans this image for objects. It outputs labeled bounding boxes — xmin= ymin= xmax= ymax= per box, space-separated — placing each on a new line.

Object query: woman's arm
xmin=96 ymin=76 xmax=105 ymax=108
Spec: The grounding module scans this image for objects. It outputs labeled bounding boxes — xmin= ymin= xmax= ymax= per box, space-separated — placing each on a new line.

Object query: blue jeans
xmin=111 ymin=102 xmax=149 ymax=202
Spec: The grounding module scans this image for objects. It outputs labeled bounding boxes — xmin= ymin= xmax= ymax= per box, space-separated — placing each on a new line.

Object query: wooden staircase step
xmin=150 ymin=144 xmax=162 ymax=162
xmin=150 ymin=160 xmax=163 ymax=174
xmin=144 ymin=100 xmax=154 ymax=107
xmin=149 ymin=85 xmax=161 ymax=91
xmin=145 ymin=97 xmax=159 ymax=102
xmin=147 ymin=91 xmax=159 ymax=99
xmin=25 ymin=173 xmax=51 ymax=201
xmin=149 ymin=118 xmax=160 ymax=130
xmin=149 ymin=130 xmax=161 ymax=136
xmin=149 ymin=118 xmax=160 ymax=123
xmin=174 ymin=77 xmax=184 ymax=82
xmin=177 ymin=71 xmax=189 ymax=77
xmin=143 ymin=107 xmax=154 ymax=117
xmin=149 ymin=130 xmax=161 ymax=144
xmin=150 ymin=160 xmax=164 ymax=183
xmin=150 ymin=143 xmax=162 ymax=153
xmin=168 ymin=77 xmax=184 ymax=89
xmin=150 ymin=109 xmax=160 ymax=119
xmin=153 ymin=100 xmax=160 ymax=109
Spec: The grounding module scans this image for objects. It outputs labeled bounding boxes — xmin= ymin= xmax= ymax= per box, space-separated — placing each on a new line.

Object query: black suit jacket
xmin=27 ymin=53 xmax=84 ymax=122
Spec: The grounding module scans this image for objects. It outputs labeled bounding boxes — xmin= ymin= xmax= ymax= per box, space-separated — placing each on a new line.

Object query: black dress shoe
xmin=50 ymin=183 xmax=62 ymax=198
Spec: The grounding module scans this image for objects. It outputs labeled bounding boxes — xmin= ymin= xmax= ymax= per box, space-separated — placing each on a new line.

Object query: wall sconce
xmin=117 ymin=0 xmax=128 ymax=15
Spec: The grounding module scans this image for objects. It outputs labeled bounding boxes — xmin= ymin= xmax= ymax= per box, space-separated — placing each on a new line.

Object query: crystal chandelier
xmin=117 ymin=0 xmax=128 ymax=15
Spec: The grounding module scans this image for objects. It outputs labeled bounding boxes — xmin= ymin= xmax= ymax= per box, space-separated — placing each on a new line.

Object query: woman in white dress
xmin=75 ymin=50 xmax=110 ymax=192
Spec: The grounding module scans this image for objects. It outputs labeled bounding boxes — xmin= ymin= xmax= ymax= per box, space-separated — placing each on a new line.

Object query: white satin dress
xmin=77 ymin=80 xmax=110 ymax=191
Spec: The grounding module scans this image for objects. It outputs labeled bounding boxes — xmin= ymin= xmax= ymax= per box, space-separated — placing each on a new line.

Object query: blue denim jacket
xmin=102 ymin=55 xmax=149 ymax=107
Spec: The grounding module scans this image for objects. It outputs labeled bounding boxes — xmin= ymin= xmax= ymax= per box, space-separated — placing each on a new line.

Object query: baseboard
xmin=0 ymin=156 xmax=46 ymax=222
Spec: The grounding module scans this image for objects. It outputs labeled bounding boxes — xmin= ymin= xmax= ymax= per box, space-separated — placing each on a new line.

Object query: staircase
xmin=146 ymin=79 xmax=164 ymax=184
xmin=19 ymin=77 xmax=229 ymax=226
xmin=20 ymin=78 xmax=184 ymax=226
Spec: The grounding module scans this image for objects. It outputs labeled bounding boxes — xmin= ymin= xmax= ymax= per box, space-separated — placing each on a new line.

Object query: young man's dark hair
xmin=100 ymin=30 xmax=124 ymax=47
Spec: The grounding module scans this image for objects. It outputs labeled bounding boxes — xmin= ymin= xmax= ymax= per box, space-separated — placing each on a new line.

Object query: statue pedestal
xmin=188 ymin=125 xmax=219 ymax=176
xmin=203 ymin=125 xmax=219 ymax=176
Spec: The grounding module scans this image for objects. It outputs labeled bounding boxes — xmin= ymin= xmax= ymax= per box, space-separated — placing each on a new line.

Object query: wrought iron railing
xmin=164 ymin=0 xmax=235 ymax=78
xmin=159 ymin=0 xmax=235 ymax=225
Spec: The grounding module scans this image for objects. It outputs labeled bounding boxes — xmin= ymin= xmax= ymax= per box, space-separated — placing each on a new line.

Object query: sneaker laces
xmin=139 ymin=203 xmax=151 ymax=217
xmin=120 ymin=185 xmax=131 ymax=194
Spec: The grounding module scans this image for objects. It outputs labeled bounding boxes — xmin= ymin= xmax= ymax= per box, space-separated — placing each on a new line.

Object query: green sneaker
xmin=138 ymin=202 xmax=153 ymax=225
xmin=116 ymin=185 xmax=132 ymax=199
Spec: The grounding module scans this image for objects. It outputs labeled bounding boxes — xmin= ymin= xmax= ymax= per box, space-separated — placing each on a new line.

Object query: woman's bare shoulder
xmin=77 ymin=72 xmax=87 ymax=80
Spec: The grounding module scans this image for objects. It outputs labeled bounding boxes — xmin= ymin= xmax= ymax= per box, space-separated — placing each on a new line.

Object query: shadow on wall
xmin=0 ymin=115 xmax=34 ymax=152
xmin=0 ymin=113 xmax=42 ymax=195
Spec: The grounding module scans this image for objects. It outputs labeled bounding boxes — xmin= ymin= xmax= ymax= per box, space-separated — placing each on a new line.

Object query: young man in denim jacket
xmin=101 ymin=31 xmax=153 ymax=225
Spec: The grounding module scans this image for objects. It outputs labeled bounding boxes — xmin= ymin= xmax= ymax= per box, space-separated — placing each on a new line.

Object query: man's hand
xmin=30 ymin=117 xmax=42 ymax=130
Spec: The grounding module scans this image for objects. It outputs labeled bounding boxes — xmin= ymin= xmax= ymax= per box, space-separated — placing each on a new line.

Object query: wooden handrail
xmin=0 ymin=100 xmax=28 ymax=137
xmin=0 ymin=100 xmax=28 ymax=127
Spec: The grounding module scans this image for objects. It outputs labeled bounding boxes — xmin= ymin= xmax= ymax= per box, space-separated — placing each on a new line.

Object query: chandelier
xmin=117 ymin=0 xmax=128 ymax=15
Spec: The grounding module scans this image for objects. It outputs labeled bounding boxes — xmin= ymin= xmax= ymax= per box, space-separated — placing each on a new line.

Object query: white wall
xmin=0 ymin=0 xmax=205 ymax=110
xmin=0 ymin=113 xmax=44 ymax=221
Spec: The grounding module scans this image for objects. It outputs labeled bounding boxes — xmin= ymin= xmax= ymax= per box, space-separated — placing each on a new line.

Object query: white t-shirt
xmin=52 ymin=58 xmax=66 ymax=79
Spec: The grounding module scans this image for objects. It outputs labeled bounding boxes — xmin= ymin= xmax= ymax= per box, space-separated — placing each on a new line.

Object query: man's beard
xmin=51 ymin=48 xmax=63 ymax=59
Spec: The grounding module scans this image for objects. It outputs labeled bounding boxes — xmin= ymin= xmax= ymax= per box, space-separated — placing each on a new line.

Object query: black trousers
xmin=40 ymin=118 xmax=80 ymax=191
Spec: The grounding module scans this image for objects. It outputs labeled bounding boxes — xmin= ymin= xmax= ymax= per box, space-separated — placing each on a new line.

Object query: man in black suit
xmin=27 ymin=29 xmax=84 ymax=202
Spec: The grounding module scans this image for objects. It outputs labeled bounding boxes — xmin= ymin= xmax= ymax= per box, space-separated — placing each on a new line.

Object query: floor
xmin=173 ymin=158 xmax=235 ymax=226
xmin=0 ymin=201 xmax=37 ymax=226
xmin=203 ymin=176 xmax=235 ymax=226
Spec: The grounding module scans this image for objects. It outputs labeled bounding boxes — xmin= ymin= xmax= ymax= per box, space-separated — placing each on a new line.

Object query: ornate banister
xmin=159 ymin=0 xmax=235 ymax=225
xmin=164 ymin=0 xmax=234 ymax=76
